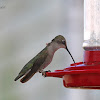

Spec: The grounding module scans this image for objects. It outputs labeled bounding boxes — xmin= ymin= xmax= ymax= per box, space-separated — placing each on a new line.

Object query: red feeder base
xmin=45 ymin=51 xmax=100 ymax=89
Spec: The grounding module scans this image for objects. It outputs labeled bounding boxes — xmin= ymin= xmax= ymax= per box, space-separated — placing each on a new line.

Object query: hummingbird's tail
xmin=14 ymin=73 xmax=24 ymax=81
xmin=20 ymin=70 xmax=35 ymax=83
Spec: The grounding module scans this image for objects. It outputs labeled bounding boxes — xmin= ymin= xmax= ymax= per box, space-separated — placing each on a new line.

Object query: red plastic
xmin=45 ymin=51 xmax=100 ymax=89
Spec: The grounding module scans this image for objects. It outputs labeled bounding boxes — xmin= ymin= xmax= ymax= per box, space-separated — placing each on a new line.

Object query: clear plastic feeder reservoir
xmin=83 ymin=0 xmax=100 ymax=50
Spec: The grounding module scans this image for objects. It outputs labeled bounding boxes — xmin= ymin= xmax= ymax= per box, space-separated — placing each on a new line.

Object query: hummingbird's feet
xmin=42 ymin=70 xmax=51 ymax=77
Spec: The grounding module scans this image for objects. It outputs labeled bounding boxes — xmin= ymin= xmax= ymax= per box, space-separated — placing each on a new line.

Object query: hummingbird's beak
xmin=66 ymin=47 xmax=75 ymax=64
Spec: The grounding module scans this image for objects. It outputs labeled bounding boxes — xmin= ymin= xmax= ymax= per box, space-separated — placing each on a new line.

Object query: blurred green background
xmin=0 ymin=0 xmax=100 ymax=100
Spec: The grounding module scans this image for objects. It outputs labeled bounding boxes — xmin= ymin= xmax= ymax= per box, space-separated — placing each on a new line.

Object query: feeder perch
xmin=45 ymin=0 xmax=100 ymax=89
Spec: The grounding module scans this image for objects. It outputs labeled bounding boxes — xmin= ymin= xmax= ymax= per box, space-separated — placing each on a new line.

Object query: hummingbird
xmin=14 ymin=35 xmax=75 ymax=83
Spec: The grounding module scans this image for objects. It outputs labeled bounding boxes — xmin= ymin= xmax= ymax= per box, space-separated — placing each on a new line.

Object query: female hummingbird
xmin=14 ymin=35 xmax=75 ymax=83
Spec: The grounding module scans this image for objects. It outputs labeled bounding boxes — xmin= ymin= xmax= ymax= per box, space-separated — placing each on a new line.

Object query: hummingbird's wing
xmin=14 ymin=47 xmax=48 ymax=83
xmin=20 ymin=49 xmax=48 ymax=83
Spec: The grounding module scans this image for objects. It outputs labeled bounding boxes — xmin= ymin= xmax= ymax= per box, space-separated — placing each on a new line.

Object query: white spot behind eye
xmin=62 ymin=40 xmax=65 ymax=42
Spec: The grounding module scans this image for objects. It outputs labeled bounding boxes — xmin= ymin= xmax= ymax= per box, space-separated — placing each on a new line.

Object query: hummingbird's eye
xmin=62 ymin=40 xmax=66 ymax=45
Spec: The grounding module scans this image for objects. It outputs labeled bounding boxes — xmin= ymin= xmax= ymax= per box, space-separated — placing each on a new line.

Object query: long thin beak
xmin=66 ymin=47 xmax=75 ymax=64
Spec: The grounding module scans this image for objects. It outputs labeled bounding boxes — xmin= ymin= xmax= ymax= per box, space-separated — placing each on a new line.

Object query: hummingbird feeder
xmin=45 ymin=0 xmax=100 ymax=89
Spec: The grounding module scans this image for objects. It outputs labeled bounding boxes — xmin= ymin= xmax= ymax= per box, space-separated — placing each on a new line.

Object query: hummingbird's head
xmin=51 ymin=35 xmax=67 ymax=49
xmin=49 ymin=35 xmax=75 ymax=63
